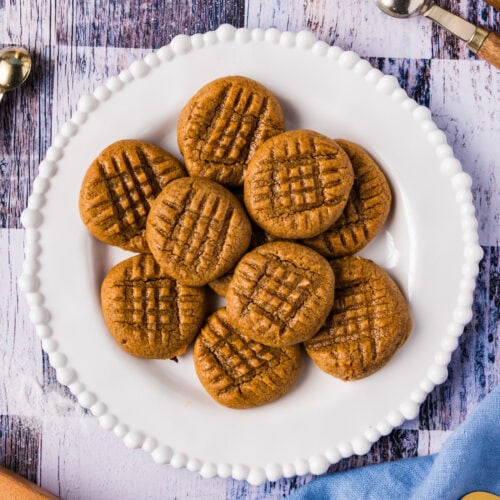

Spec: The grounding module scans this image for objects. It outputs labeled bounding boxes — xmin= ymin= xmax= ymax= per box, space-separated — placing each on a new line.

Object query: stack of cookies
xmin=79 ymin=76 xmax=412 ymax=410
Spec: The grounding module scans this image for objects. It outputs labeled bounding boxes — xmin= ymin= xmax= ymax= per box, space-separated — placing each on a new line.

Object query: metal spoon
xmin=375 ymin=0 xmax=500 ymax=68
xmin=0 ymin=47 xmax=32 ymax=103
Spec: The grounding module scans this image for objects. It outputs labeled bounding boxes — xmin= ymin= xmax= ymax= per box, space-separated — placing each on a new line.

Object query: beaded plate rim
xmin=20 ymin=24 xmax=483 ymax=485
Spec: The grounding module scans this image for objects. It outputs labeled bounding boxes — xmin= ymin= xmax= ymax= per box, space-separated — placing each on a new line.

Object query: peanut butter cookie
xmin=79 ymin=140 xmax=186 ymax=252
xmin=304 ymin=257 xmax=411 ymax=381
xmin=101 ymin=254 xmax=208 ymax=359
xmin=208 ymin=272 xmax=233 ymax=297
xmin=146 ymin=177 xmax=252 ymax=286
xmin=177 ymin=76 xmax=285 ymax=187
xmin=207 ymin=217 xmax=269 ymax=297
xmin=194 ymin=308 xmax=301 ymax=409
xmin=226 ymin=242 xmax=335 ymax=347
xmin=304 ymin=140 xmax=391 ymax=257
xmin=244 ymin=130 xmax=354 ymax=239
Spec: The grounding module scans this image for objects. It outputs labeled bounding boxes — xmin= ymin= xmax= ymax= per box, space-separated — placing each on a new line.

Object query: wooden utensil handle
xmin=484 ymin=0 xmax=500 ymax=9
xmin=478 ymin=32 xmax=500 ymax=69
xmin=0 ymin=467 xmax=59 ymax=499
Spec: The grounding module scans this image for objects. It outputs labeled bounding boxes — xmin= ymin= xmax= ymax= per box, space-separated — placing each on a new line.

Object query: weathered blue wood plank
xmin=329 ymin=430 xmax=420 ymax=472
xmin=225 ymin=431 xmax=419 ymax=498
xmin=431 ymin=0 xmax=499 ymax=60
xmin=0 ymin=415 xmax=40 ymax=484
xmin=419 ymin=246 xmax=499 ymax=430
xmin=0 ymin=0 xmax=498 ymax=497
xmin=0 ymin=46 xmax=53 ymax=228
xmin=56 ymin=0 xmax=245 ymax=48
xmin=368 ymin=58 xmax=432 ymax=107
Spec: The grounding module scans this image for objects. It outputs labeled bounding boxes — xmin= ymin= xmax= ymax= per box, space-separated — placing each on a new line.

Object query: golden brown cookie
xmin=177 ymin=76 xmax=285 ymax=187
xmin=101 ymin=254 xmax=208 ymax=359
xmin=206 ymin=235 xmax=286 ymax=298
xmin=226 ymin=242 xmax=335 ymax=347
xmin=207 ymin=216 xmax=269 ymax=297
xmin=244 ymin=130 xmax=354 ymax=239
xmin=304 ymin=257 xmax=411 ymax=381
xmin=194 ymin=308 xmax=301 ymax=409
xmin=146 ymin=177 xmax=252 ymax=286
xmin=79 ymin=140 xmax=186 ymax=252
xmin=303 ymin=140 xmax=392 ymax=257
xmin=208 ymin=272 xmax=233 ymax=297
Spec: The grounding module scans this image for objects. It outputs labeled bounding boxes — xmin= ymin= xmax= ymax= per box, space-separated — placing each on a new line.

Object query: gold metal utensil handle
xmin=424 ymin=5 xmax=500 ymax=69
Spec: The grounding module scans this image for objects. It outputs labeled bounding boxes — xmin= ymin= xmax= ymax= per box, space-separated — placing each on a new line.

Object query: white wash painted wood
xmin=51 ymin=46 xmax=154 ymax=137
xmin=245 ymin=0 xmax=432 ymax=58
xmin=429 ymin=59 xmax=500 ymax=246
xmin=0 ymin=0 xmax=55 ymax=227
xmin=0 ymin=0 xmax=53 ymax=47
xmin=417 ymin=430 xmax=451 ymax=457
xmin=39 ymin=417 xmax=229 ymax=500
xmin=0 ymin=229 xmax=44 ymax=415
xmin=0 ymin=0 xmax=498 ymax=497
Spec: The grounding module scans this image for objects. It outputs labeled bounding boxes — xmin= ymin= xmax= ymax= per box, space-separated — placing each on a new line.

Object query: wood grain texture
xmin=0 ymin=0 xmax=498 ymax=497
xmin=246 ymin=0 xmax=432 ymax=58
xmin=0 ymin=47 xmax=53 ymax=229
xmin=418 ymin=246 xmax=499 ymax=430
xmin=429 ymin=59 xmax=499 ymax=246
xmin=431 ymin=0 xmax=500 ymax=59
xmin=51 ymin=46 xmax=153 ymax=135
xmin=477 ymin=32 xmax=500 ymax=69
xmin=0 ymin=230 xmax=44 ymax=415
xmin=0 ymin=1 xmax=54 ymax=229
xmin=0 ymin=416 xmax=41 ymax=485
xmin=39 ymin=417 xmax=227 ymax=499
xmin=56 ymin=0 xmax=245 ymax=48
xmin=0 ymin=467 xmax=58 ymax=500
xmin=417 ymin=430 xmax=450 ymax=456
xmin=223 ymin=431 xmax=419 ymax=498
xmin=368 ymin=58 xmax=431 ymax=106
xmin=485 ymin=0 xmax=500 ymax=9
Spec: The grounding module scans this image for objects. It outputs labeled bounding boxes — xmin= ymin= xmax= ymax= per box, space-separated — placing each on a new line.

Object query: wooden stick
xmin=0 ymin=467 xmax=59 ymax=500
xmin=484 ymin=0 xmax=500 ymax=10
xmin=478 ymin=32 xmax=500 ymax=69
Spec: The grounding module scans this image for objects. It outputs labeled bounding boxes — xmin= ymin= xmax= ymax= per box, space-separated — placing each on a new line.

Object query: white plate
xmin=21 ymin=25 xmax=483 ymax=485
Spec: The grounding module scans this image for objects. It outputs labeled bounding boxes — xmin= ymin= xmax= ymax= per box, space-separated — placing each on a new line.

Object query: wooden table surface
xmin=1 ymin=1 xmax=498 ymax=498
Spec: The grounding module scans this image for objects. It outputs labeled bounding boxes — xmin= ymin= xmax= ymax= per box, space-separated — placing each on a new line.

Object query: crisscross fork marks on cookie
xmin=131 ymin=147 xmax=162 ymax=195
xmin=152 ymin=188 xmax=236 ymax=275
xmin=336 ymin=190 xmax=371 ymax=246
xmin=113 ymin=256 xmax=177 ymax=347
xmin=101 ymin=255 xmax=208 ymax=358
xmin=95 ymin=160 xmax=135 ymax=237
xmin=321 ymin=172 xmax=389 ymax=253
xmin=306 ymin=279 xmax=382 ymax=355
xmin=117 ymin=279 xmax=178 ymax=347
xmin=80 ymin=141 xmax=187 ymax=252
xmin=197 ymin=84 xmax=271 ymax=166
xmin=147 ymin=178 xmax=252 ymax=285
xmin=244 ymin=131 xmax=354 ymax=239
xmin=305 ymin=257 xmax=411 ymax=380
xmin=201 ymin=314 xmax=285 ymax=393
xmin=250 ymin=154 xmax=345 ymax=217
xmin=178 ymin=77 xmax=285 ymax=187
xmin=194 ymin=309 xmax=301 ymax=409
xmin=305 ymin=140 xmax=392 ymax=258
xmin=232 ymin=256 xmax=316 ymax=337
xmin=90 ymin=146 xmax=169 ymax=242
xmin=226 ymin=242 xmax=335 ymax=347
